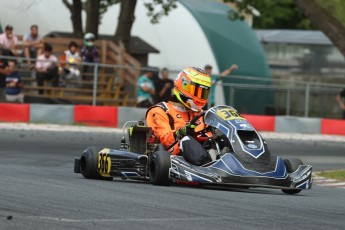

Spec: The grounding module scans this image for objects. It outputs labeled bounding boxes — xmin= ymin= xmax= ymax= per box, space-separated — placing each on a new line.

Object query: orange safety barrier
xmin=242 ymin=114 xmax=275 ymax=132
xmin=74 ymin=105 xmax=118 ymax=127
xmin=0 ymin=103 xmax=30 ymax=122
xmin=321 ymin=119 xmax=345 ymax=136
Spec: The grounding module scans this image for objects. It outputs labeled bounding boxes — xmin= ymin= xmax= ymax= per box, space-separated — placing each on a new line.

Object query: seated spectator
xmin=23 ymin=24 xmax=43 ymax=68
xmin=35 ymin=43 xmax=59 ymax=95
xmin=59 ymin=41 xmax=81 ymax=81
xmin=81 ymin=33 xmax=100 ymax=80
xmin=0 ymin=48 xmax=14 ymax=102
xmin=5 ymin=60 xmax=24 ymax=103
xmin=137 ymin=70 xmax=155 ymax=108
xmin=0 ymin=25 xmax=18 ymax=55
xmin=154 ymin=68 xmax=173 ymax=103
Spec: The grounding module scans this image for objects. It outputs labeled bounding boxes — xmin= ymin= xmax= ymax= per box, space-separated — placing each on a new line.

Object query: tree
xmin=62 ymin=0 xmax=83 ymax=38
xmin=224 ymin=0 xmax=345 ymax=58
xmin=62 ymin=0 xmax=177 ymax=50
xmin=62 ymin=0 xmax=119 ymax=38
xmin=114 ymin=0 xmax=177 ymax=49
xmin=249 ymin=0 xmax=314 ymax=29
xmin=294 ymin=0 xmax=345 ymax=58
xmin=114 ymin=0 xmax=137 ymax=50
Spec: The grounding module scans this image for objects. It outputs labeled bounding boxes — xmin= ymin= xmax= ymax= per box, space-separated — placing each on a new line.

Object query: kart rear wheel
xmin=282 ymin=158 xmax=303 ymax=195
xmin=150 ymin=151 xmax=171 ymax=186
xmin=80 ymin=147 xmax=113 ymax=181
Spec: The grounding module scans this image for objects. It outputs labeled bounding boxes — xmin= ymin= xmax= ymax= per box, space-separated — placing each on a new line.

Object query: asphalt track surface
xmin=1 ymin=128 xmax=345 ymax=229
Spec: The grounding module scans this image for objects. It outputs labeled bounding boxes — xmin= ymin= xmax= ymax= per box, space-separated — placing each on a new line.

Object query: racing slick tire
xmin=150 ymin=151 xmax=171 ymax=186
xmin=80 ymin=147 xmax=113 ymax=181
xmin=282 ymin=158 xmax=303 ymax=195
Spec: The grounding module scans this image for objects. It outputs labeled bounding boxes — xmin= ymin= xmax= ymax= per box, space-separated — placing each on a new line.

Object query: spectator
xmin=336 ymin=89 xmax=345 ymax=119
xmin=0 ymin=48 xmax=14 ymax=102
xmin=204 ymin=64 xmax=238 ymax=108
xmin=23 ymin=24 xmax=43 ymax=68
xmin=59 ymin=41 xmax=81 ymax=81
xmin=154 ymin=67 xmax=174 ymax=103
xmin=137 ymin=70 xmax=155 ymax=108
xmin=0 ymin=25 xmax=18 ymax=55
xmin=35 ymin=43 xmax=59 ymax=95
xmin=5 ymin=60 xmax=24 ymax=103
xmin=81 ymin=33 xmax=100 ymax=80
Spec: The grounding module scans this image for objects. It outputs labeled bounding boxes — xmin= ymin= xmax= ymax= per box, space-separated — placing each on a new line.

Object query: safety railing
xmin=217 ymin=78 xmax=345 ymax=118
xmin=2 ymin=54 xmax=345 ymax=118
xmin=1 ymin=55 xmax=159 ymax=106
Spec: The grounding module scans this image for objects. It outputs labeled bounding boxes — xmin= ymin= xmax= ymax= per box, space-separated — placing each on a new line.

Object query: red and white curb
xmin=313 ymin=176 xmax=345 ymax=189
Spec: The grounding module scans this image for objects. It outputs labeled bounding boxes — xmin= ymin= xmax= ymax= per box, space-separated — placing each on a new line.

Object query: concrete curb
xmin=275 ymin=116 xmax=321 ymax=134
xmin=30 ymin=104 xmax=74 ymax=124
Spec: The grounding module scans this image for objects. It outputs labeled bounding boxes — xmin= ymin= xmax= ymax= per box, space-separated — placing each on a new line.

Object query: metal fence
xmin=215 ymin=75 xmax=345 ymax=119
xmin=2 ymin=55 xmax=345 ymax=118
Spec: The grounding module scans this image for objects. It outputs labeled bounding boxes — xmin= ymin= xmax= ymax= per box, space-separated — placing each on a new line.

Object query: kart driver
xmin=146 ymin=67 xmax=212 ymax=166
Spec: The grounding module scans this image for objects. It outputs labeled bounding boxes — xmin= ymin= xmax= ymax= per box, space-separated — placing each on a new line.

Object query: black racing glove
xmin=175 ymin=123 xmax=196 ymax=139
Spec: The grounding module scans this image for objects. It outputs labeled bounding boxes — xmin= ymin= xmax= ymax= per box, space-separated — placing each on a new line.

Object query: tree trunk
xmin=85 ymin=0 xmax=101 ymax=38
xmin=114 ymin=0 xmax=137 ymax=51
xmin=295 ymin=0 xmax=345 ymax=58
xmin=62 ymin=0 xmax=83 ymax=38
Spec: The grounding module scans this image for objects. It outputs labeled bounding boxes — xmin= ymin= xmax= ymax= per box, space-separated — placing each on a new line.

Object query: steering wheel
xmin=189 ymin=112 xmax=214 ymax=142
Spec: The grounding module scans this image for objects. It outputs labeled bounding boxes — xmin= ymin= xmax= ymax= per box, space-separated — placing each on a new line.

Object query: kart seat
xmin=129 ymin=125 xmax=152 ymax=154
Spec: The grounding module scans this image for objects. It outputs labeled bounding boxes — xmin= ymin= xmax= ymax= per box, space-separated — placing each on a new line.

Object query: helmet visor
xmin=182 ymin=82 xmax=210 ymax=100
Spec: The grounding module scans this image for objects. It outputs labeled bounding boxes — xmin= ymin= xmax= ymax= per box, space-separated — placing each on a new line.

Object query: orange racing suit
xmin=146 ymin=101 xmax=207 ymax=155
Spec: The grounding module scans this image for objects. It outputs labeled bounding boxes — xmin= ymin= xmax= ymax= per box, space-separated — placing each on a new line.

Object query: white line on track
xmin=313 ymin=179 xmax=337 ymax=183
xmin=315 ymin=182 xmax=345 ymax=186
xmin=20 ymin=215 xmax=236 ymax=223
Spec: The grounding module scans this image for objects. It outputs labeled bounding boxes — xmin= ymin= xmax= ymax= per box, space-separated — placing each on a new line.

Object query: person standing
xmin=23 ymin=24 xmax=44 ymax=68
xmin=204 ymin=64 xmax=238 ymax=108
xmin=154 ymin=68 xmax=174 ymax=103
xmin=0 ymin=48 xmax=14 ymax=102
xmin=336 ymin=89 xmax=345 ymax=119
xmin=81 ymin=33 xmax=100 ymax=81
xmin=0 ymin=25 xmax=18 ymax=56
xmin=35 ymin=43 xmax=59 ymax=95
xmin=137 ymin=70 xmax=155 ymax=108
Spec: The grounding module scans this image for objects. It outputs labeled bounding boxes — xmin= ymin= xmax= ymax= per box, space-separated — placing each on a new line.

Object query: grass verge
xmin=316 ymin=170 xmax=345 ymax=180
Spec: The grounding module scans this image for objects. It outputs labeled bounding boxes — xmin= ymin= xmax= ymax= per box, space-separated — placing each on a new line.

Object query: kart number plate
xmin=216 ymin=108 xmax=244 ymax=121
xmin=98 ymin=150 xmax=111 ymax=176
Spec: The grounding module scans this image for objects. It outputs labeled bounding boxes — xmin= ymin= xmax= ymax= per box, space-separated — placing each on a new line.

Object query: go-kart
xmin=74 ymin=105 xmax=312 ymax=194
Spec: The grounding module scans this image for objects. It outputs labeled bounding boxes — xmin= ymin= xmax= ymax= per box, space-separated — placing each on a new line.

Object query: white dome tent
xmin=0 ymin=0 xmax=271 ymax=113
xmin=0 ymin=0 xmax=218 ymax=72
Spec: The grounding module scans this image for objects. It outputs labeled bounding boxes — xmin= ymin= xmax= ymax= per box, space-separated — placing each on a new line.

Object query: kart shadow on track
xmin=74 ymin=105 xmax=313 ymax=195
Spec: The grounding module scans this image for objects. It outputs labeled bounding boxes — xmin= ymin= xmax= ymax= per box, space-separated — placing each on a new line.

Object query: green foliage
xmin=316 ymin=0 xmax=345 ymax=27
xmin=224 ymin=0 xmax=314 ymax=29
xmin=317 ymin=170 xmax=345 ymax=180
xmin=143 ymin=0 xmax=178 ymax=24
xmin=99 ymin=0 xmax=120 ymax=16
xmin=99 ymin=0 xmax=121 ymax=24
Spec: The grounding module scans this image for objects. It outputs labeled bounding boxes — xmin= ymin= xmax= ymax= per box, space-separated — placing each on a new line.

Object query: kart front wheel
xmin=282 ymin=158 xmax=303 ymax=195
xmin=79 ymin=147 xmax=113 ymax=181
xmin=150 ymin=151 xmax=171 ymax=186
